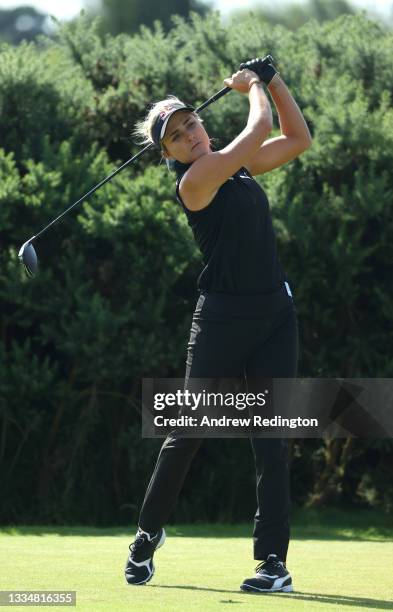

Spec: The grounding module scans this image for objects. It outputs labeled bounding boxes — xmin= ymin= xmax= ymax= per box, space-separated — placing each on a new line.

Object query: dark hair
xmin=166 ymin=158 xmax=192 ymax=179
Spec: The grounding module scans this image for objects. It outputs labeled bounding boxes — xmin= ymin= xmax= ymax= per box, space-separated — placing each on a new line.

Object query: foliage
xmin=0 ymin=7 xmax=49 ymax=45
xmin=230 ymin=0 xmax=357 ymax=30
xmin=1 ymin=12 xmax=392 ymax=524
xmin=87 ymin=0 xmax=211 ymax=36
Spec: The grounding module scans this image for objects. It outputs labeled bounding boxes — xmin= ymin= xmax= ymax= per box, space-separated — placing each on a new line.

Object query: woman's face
xmin=161 ymin=110 xmax=211 ymax=163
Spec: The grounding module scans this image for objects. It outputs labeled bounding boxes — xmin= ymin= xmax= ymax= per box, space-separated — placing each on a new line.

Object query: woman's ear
xmin=161 ymin=144 xmax=170 ymax=159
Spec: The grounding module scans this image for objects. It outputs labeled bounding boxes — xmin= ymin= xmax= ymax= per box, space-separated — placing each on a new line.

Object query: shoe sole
xmin=241 ymin=583 xmax=293 ymax=593
xmin=126 ymin=529 xmax=166 ymax=586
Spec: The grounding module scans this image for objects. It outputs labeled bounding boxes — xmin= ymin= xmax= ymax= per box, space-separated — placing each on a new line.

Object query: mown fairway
xmin=1 ymin=511 xmax=392 ymax=611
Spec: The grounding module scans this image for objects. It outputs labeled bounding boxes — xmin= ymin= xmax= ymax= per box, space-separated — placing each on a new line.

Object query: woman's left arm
xmin=244 ymin=74 xmax=312 ymax=176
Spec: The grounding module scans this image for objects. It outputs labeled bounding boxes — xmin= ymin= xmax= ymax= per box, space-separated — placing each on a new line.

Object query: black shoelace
xmin=129 ymin=532 xmax=147 ymax=553
xmin=255 ymin=557 xmax=283 ymax=574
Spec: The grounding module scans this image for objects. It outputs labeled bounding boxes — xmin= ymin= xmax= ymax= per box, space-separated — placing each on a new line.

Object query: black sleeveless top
xmin=175 ymin=165 xmax=285 ymax=295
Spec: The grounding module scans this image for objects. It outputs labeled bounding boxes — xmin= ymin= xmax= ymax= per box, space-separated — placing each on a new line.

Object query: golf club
xmin=19 ymin=56 xmax=274 ymax=277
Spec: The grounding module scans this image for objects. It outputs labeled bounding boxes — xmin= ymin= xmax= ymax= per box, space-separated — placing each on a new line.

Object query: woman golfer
xmin=126 ymin=58 xmax=311 ymax=593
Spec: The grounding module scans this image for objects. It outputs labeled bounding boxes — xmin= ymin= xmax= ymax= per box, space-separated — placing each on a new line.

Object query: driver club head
xmin=18 ymin=238 xmax=38 ymax=277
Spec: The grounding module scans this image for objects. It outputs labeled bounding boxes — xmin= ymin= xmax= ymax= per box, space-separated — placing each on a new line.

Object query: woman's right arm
xmin=180 ymin=70 xmax=273 ymax=209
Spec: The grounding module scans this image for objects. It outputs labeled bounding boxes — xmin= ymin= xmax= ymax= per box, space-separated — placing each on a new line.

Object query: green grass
xmin=1 ymin=509 xmax=392 ymax=611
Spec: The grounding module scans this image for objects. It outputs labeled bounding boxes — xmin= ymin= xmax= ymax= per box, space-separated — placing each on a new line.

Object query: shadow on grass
xmin=151 ymin=585 xmax=393 ymax=609
xmin=1 ymin=527 xmax=392 ymax=541
xmin=0 ymin=509 xmax=392 ymax=541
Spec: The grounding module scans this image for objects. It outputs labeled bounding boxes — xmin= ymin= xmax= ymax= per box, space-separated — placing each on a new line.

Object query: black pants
xmin=139 ymin=286 xmax=298 ymax=562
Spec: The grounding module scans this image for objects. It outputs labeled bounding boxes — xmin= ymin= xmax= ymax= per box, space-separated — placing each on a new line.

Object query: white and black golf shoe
xmin=125 ymin=527 xmax=166 ymax=585
xmin=240 ymin=553 xmax=293 ymax=593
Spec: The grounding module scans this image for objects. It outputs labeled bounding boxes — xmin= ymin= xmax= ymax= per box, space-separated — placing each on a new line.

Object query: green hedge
xmin=1 ymin=12 xmax=392 ymax=524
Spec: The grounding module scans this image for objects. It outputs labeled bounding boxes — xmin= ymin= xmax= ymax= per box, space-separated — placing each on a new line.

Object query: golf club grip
xmin=239 ymin=54 xmax=275 ymax=71
xmin=195 ymin=56 xmax=275 ymax=113
xmin=195 ymin=87 xmax=231 ymax=114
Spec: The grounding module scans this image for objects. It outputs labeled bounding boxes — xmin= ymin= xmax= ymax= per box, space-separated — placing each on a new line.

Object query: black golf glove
xmin=239 ymin=55 xmax=278 ymax=85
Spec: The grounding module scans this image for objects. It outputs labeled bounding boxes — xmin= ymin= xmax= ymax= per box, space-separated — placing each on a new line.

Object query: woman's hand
xmin=223 ymin=69 xmax=261 ymax=94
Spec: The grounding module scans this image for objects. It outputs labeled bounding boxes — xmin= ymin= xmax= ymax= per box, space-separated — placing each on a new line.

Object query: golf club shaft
xmin=194 ymin=86 xmax=231 ymax=113
xmin=28 ymin=86 xmax=232 ymax=244
xmin=32 ymin=142 xmax=153 ymax=242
